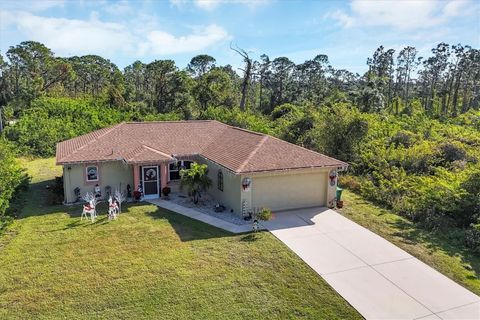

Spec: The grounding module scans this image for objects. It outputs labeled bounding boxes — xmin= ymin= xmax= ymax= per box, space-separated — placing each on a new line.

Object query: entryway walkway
xmin=262 ymin=207 xmax=480 ymax=320
xmin=147 ymin=198 xmax=261 ymax=233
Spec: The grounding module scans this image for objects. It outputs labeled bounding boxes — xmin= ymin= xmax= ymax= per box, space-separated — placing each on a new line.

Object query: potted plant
xmin=162 ymin=186 xmax=171 ymax=197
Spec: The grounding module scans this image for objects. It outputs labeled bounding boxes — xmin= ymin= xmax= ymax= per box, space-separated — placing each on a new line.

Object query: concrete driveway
xmin=263 ymin=208 xmax=480 ymax=320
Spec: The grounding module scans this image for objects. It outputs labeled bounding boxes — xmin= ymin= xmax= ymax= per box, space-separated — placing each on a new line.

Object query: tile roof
xmin=56 ymin=120 xmax=347 ymax=174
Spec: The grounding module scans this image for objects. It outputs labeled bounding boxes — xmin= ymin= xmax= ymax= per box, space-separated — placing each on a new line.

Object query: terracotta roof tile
xmin=56 ymin=120 xmax=347 ymax=173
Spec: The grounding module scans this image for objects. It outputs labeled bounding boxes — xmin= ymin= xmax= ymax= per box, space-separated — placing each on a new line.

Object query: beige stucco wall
xmin=246 ymin=168 xmax=332 ymax=212
xmin=63 ymin=161 xmax=133 ymax=203
xmin=195 ymin=158 xmax=242 ymax=215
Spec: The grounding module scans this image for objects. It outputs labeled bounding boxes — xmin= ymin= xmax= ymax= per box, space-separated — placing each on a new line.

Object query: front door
xmin=142 ymin=166 xmax=159 ymax=199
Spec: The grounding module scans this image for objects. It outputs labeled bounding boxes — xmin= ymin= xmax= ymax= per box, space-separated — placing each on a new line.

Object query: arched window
xmin=217 ymin=170 xmax=224 ymax=191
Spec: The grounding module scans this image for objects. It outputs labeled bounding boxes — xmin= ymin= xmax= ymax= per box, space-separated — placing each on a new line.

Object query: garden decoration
xmin=251 ymin=207 xmax=272 ymax=232
xmin=107 ymin=195 xmax=119 ymax=220
xmin=105 ymin=185 xmax=112 ymax=199
xmin=252 ymin=219 xmax=259 ymax=232
xmin=94 ymin=184 xmax=101 ymax=198
xmin=329 ymin=170 xmax=337 ymax=186
xmin=126 ymin=184 xmax=132 ymax=199
xmin=114 ymin=189 xmax=126 ymax=214
xmin=73 ymin=187 xmax=81 ymax=202
xmin=242 ymin=177 xmax=252 ymax=191
xmin=81 ymin=192 xmax=97 ymax=223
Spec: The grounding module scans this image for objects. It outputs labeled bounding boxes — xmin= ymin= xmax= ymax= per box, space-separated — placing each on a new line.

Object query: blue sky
xmin=1 ymin=0 xmax=479 ymax=74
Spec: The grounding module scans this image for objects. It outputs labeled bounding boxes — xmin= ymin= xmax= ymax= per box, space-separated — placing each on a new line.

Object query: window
xmin=86 ymin=166 xmax=98 ymax=182
xmin=169 ymin=161 xmax=193 ymax=181
xmin=217 ymin=170 xmax=224 ymax=191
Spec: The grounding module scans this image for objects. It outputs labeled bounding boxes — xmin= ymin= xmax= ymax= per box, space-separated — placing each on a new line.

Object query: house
xmin=56 ymin=120 xmax=348 ymax=215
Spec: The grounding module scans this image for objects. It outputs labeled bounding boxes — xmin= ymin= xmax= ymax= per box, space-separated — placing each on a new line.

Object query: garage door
xmin=251 ymin=171 xmax=327 ymax=211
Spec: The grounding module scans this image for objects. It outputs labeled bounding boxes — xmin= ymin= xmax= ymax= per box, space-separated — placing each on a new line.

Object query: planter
xmin=162 ymin=186 xmax=171 ymax=197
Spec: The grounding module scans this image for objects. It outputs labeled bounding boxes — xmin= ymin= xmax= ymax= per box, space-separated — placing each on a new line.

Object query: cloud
xmin=141 ymin=24 xmax=231 ymax=55
xmin=325 ymin=10 xmax=354 ymax=28
xmin=1 ymin=10 xmax=230 ymax=58
xmin=1 ymin=10 xmax=132 ymax=56
xmin=327 ymin=0 xmax=473 ymax=31
xmin=170 ymin=0 xmax=269 ymax=10
xmin=0 ymin=0 xmax=65 ymax=12
xmin=104 ymin=0 xmax=131 ymax=15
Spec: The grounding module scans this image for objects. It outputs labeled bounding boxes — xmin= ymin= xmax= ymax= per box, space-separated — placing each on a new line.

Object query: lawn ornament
xmin=329 ymin=170 xmax=337 ymax=186
xmin=242 ymin=177 xmax=252 ymax=191
xmin=108 ymin=196 xmax=119 ymax=220
xmin=252 ymin=219 xmax=259 ymax=232
xmin=126 ymin=184 xmax=132 ymax=199
xmin=94 ymin=184 xmax=101 ymax=198
xmin=81 ymin=192 xmax=97 ymax=222
xmin=114 ymin=189 xmax=126 ymax=214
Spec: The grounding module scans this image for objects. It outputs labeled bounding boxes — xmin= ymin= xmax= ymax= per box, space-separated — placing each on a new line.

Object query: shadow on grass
xmin=146 ymin=206 xmax=236 ymax=242
xmin=19 ymin=178 xmax=248 ymax=242
xmin=240 ymin=233 xmax=260 ymax=242
xmin=389 ymin=219 xmax=480 ymax=281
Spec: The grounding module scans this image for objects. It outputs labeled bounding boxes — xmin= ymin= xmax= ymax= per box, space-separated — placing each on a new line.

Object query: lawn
xmin=0 ymin=158 xmax=361 ymax=320
xmin=338 ymin=190 xmax=480 ymax=295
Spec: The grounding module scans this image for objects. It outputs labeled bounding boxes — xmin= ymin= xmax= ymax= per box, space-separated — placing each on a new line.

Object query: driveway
xmin=263 ymin=208 xmax=480 ymax=320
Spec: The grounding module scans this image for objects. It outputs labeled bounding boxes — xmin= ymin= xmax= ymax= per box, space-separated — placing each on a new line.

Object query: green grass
xmin=338 ymin=190 xmax=480 ymax=295
xmin=0 ymin=158 xmax=361 ymax=320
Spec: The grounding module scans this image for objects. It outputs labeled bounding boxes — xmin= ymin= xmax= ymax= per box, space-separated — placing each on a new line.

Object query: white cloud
xmin=141 ymin=24 xmax=230 ymax=55
xmin=170 ymin=0 xmax=269 ymax=10
xmin=1 ymin=10 xmax=230 ymax=57
xmin=325 ymin=9 xmax=354 ymax=28
xmin=1 ymin=10 xmax=132 ymax=56
xmin=0 ymin=0 xmax=65 ymax=12
xmin=104 ymin=0 xmax=132 ymax=15
xmin=328 ymin=0 xmax=473 ymax=31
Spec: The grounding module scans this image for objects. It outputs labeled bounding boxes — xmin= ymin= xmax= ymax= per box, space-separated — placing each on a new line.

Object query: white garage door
xmin=251 ymin=171 xmax=327 ymax=211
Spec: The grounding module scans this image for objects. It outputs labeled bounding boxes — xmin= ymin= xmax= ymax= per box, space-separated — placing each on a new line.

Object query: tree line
xmin=1 ymin=40 xmax=480 ymax=253
xmin=1 ymin=41 xmax=478 ymax=119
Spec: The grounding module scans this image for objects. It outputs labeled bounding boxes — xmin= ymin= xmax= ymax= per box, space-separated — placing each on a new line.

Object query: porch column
xmin=133 ymin=164 xmax=140 ymax=191
xmin=160 ymin=163 xmax=168 ymax=189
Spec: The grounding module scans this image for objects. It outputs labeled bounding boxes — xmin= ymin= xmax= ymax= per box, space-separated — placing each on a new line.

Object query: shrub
xmin=256 ymin=207 xmax=272 ymax=221
xmin=465 ymin=225 xmax=480 ymax=254
xmin=0 ymin=138 xmax=30 ymax=233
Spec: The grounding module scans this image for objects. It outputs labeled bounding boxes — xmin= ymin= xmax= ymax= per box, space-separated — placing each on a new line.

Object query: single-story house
xmin=56 ymin=120 xmax=347 ymax=215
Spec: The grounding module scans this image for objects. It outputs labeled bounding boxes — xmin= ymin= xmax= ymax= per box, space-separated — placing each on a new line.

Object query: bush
xmin=465 ymin=226 xmax=480 ymax=254
xmin=47 ymin=176 xmax=64 ymax=205
xmin=0 ymin=138 xmax=30 ymax=233
xmin=256 ymin=207 xmax=272 ymax=221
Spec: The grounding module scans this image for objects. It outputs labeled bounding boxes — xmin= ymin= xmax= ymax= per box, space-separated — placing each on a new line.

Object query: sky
xmin=0 ymin=0 xmax=479 ymax=74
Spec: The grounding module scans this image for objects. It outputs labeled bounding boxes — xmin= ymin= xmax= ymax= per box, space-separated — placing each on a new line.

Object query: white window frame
xmin=86 ymin=165 xmax=99 ymax=182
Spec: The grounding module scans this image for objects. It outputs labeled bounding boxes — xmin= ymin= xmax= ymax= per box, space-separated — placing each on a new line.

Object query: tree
xmin=395 ymin=46 xmax=418 ymax=113
xmin=179 ymin=162 xmax=212 ymax=204
xmin=6 ymin=41 xmax=74 ymax=103
xmin=193 ymin=67 xmax=237 ymax=109
xmin=231 ymin=45 xmax=253 ymax=111
xmin=267 ymin=57 xmax=295 ymax=112
xmin=187 ymin=54 xmax=216 ymax=78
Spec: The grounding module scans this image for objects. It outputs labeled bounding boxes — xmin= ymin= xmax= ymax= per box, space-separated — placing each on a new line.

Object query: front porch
xmin=132 ymin=159 xmax=194 ymax=200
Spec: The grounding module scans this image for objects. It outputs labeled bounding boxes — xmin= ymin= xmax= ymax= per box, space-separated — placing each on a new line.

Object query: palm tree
xmin=179 ymin=162 xmax=212 ymax=204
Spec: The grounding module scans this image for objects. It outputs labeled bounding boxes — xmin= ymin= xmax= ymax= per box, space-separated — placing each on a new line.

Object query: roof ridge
xmin=142 ymin=145 xmax=173 ymax=159
xmin=57 ymin=122 xmax=125 ymax=163
xmin=266 ymin=134 xmax=349 ymax=166
xmin=124 ymin=120 xmax=215 ymax=124
xmin=236 ymin=135 xmax=269 ymax=173
xmin=228 ymin=125 xmax=265 ymax=136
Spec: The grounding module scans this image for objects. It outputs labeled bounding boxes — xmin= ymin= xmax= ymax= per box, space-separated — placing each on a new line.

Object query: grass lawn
xmin=338 ymin=190 xmax=480 ymax=295
xmin=0 ymin=158 xmax=361 ymax=320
